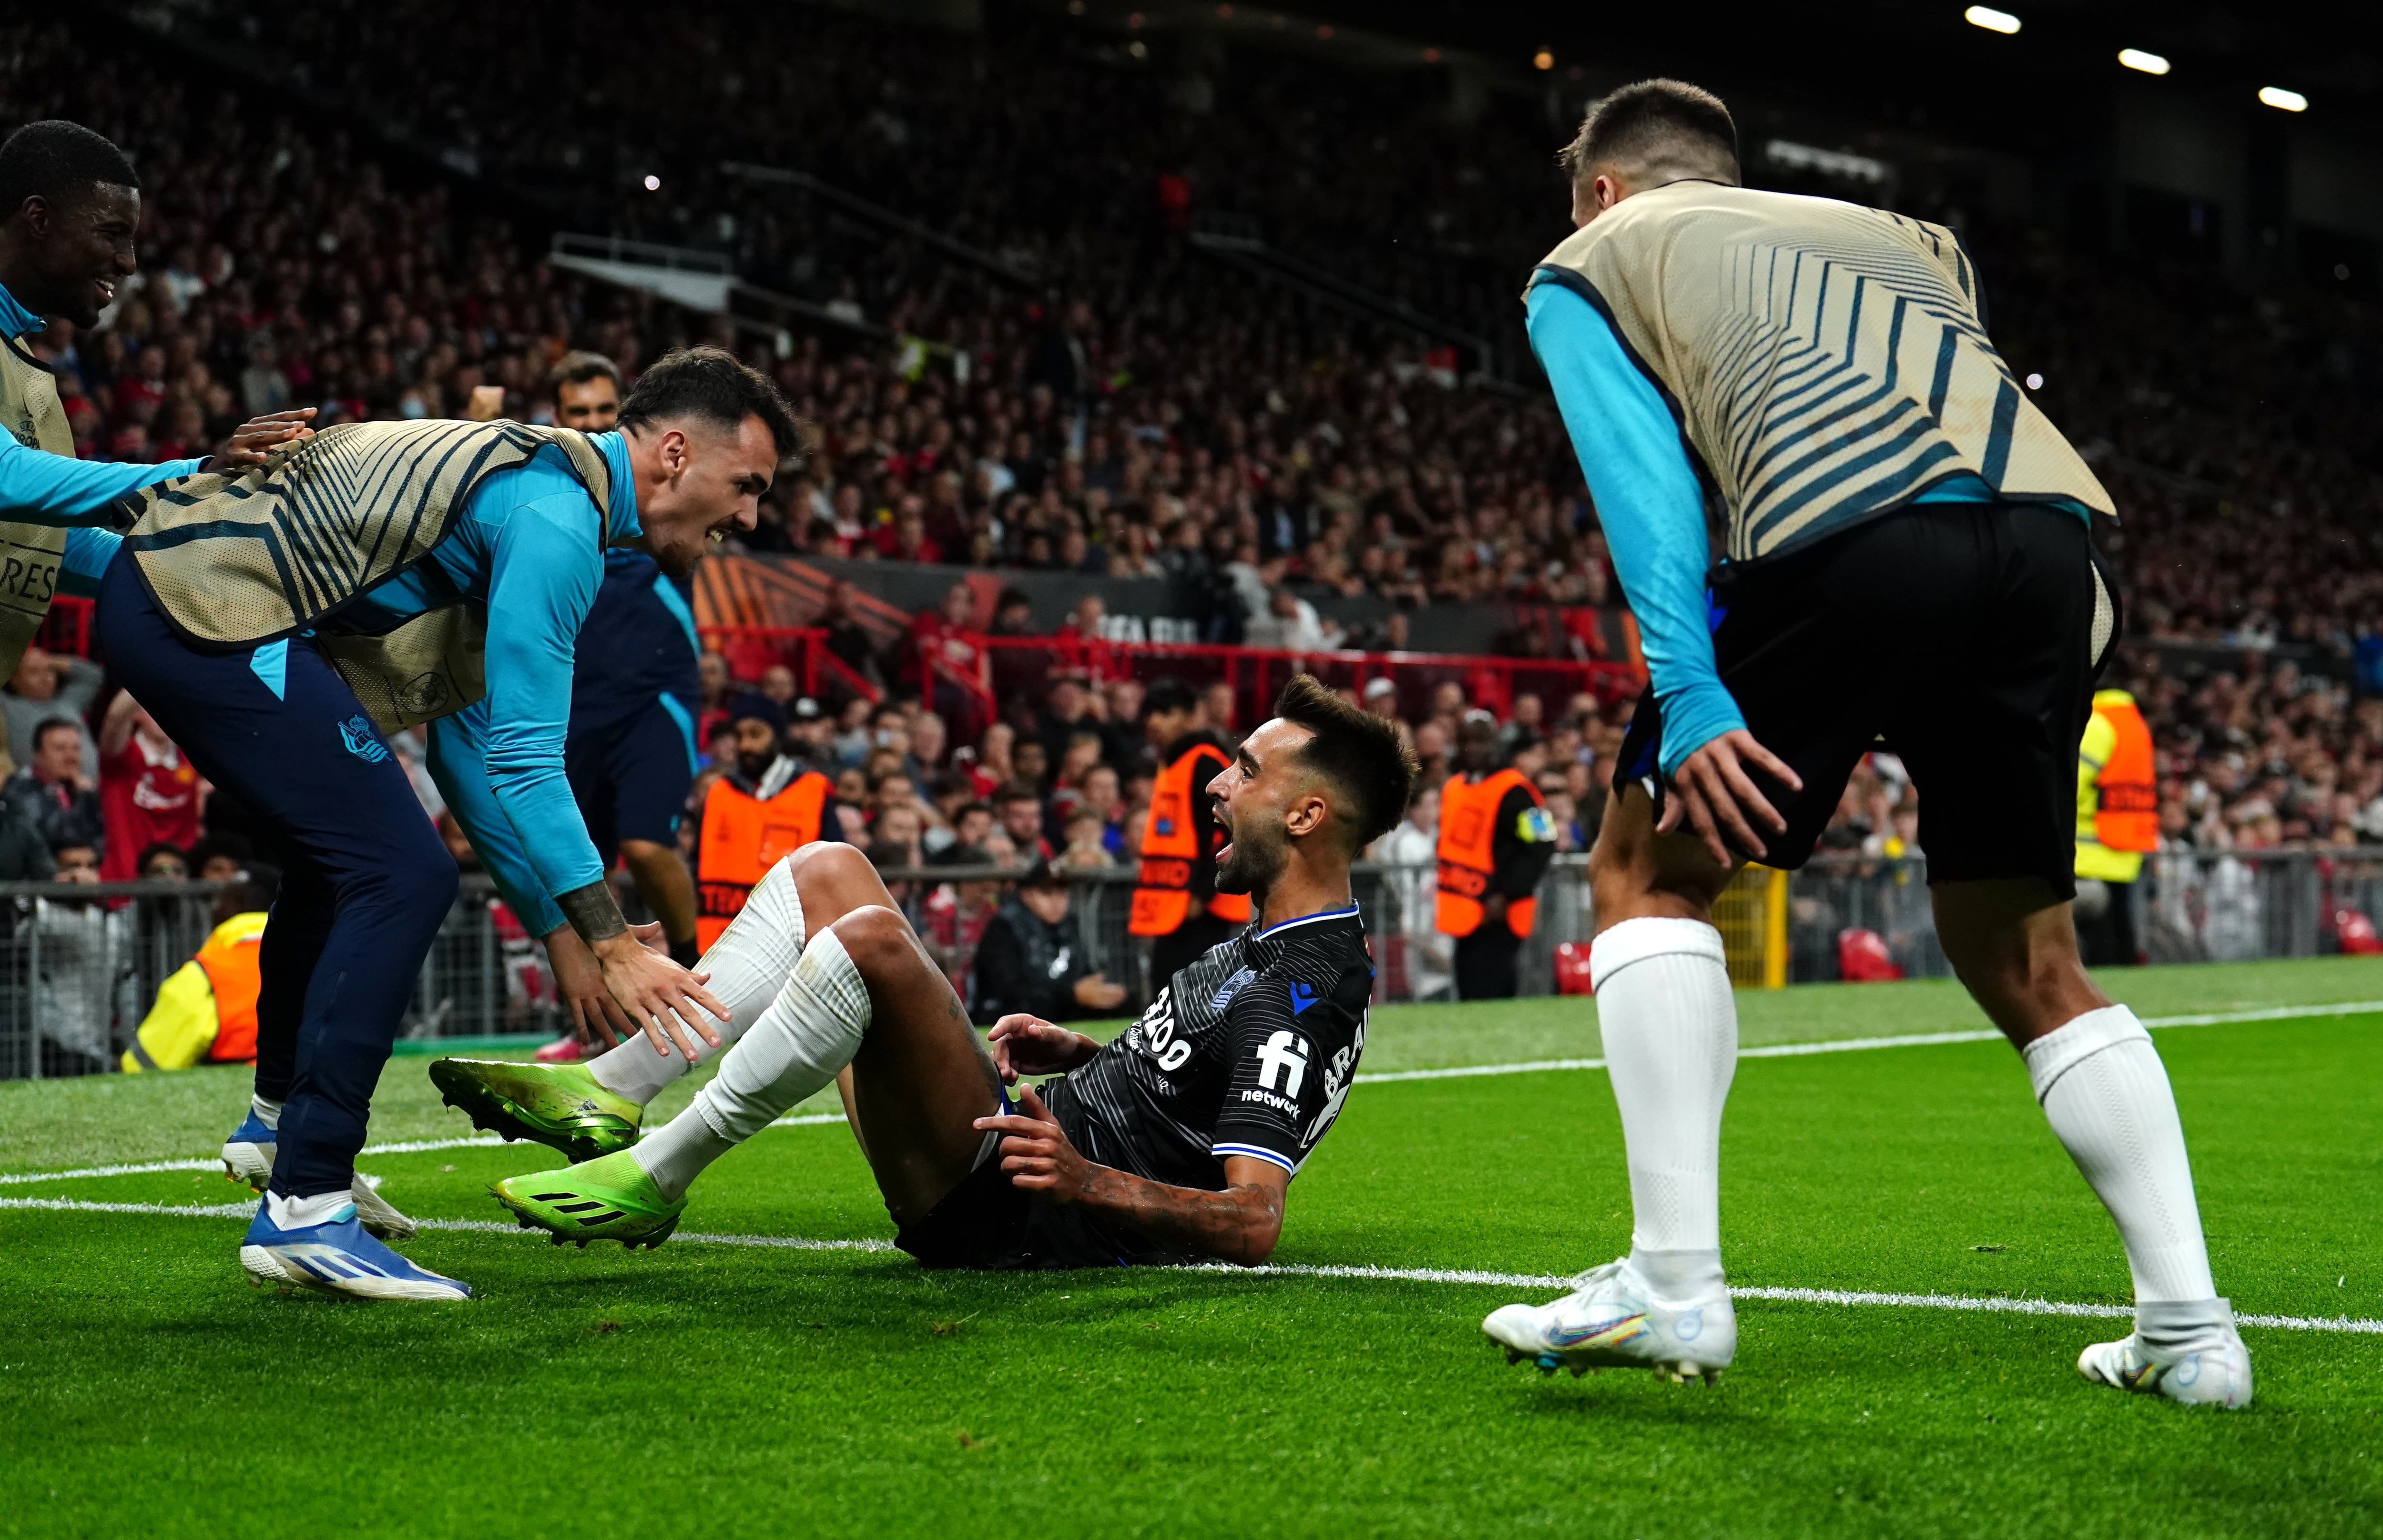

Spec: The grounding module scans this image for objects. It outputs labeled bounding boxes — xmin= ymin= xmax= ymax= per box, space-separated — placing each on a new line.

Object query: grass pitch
xmin=4 ymin=959 xmax=2381 ymax=1538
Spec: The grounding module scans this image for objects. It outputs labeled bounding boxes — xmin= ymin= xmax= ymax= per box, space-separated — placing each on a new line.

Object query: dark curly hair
xmin=1273 ymin=673 xmax=1417 ymax=851
xmin=617 ymin=345 xmax=812 ymax=466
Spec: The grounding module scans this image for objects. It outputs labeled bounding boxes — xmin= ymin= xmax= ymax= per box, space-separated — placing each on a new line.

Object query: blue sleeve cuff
xmin=1653 ymin=682 xmax=1748 ymax=780
xmin=56 ymin=527 xmax=122 ymax=598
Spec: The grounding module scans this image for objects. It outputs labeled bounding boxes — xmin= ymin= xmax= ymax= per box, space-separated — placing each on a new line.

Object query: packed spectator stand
xmin=2 ymin=1 xmax=2383 ymax=1074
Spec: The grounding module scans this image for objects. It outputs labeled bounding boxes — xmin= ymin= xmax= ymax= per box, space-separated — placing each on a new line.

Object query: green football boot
xmin=490 ymin=1149 xmax=685 ymax=1249
xmin=428 ymin=1057 xmax=642 ymax=1164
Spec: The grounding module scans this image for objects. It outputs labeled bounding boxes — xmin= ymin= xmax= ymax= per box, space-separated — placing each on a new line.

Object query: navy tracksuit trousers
xmin=99 ymin=551 xmax=458 ymax=1198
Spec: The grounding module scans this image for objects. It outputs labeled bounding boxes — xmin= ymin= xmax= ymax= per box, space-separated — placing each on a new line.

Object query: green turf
xmin=4 ymin=966 xmax=2380 ymax=1536
xmin=10 ymin=952 xmax=2379 ymax=1175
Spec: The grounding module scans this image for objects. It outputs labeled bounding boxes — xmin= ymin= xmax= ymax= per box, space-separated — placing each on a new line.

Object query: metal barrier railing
xmin=9 ymin=848 xmax=2381 ymax=1079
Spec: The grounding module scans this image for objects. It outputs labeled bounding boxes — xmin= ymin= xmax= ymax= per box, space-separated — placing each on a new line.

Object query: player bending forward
xmin=434 ymin=677 xmax=1413 ymax=1267
xmin=1482 ymin=81 xmax=2250 ymax=1407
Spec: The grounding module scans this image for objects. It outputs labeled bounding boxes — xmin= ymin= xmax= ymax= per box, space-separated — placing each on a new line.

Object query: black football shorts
xmin=1613 ymin=501 xmax=2116 ymax=897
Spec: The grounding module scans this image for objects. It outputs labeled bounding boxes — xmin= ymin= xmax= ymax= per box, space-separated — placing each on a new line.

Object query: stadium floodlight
xmin=1964 ymin=6 xmax=2021 ymax=34
xmin=642 ymin=174 xmax=661 ymax=191
xmin=1533 ymin=49 xmax=1554 ymax=70
xmin=2259 ymin=86 xmax=2309 ymax=112
xmin=2118 ymin=48 xmax=2170 ymax=75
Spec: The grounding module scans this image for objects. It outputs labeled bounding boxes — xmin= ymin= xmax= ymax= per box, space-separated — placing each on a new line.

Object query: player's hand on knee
xmin=973 ymin=1084 xmax=1090 ymax=1201
xmin=593 ymin=934 xmax=728 ymax=1060
xmin=987 ymin=1014 xmax=1094 ymax=1083
xmin=1661 ymin=729 xmax=1802 ymax=868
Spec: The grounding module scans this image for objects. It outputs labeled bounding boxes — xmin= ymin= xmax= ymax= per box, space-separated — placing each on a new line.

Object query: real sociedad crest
xmin=1210 ymin=965 xmax=1257 ymax=1011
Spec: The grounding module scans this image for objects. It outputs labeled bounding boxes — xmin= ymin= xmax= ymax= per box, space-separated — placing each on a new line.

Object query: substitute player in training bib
xmin=434 ymin=675 xmax=1412 ymax=1270
xmin=1482 ymin=79 xmax=2249 ymax=1408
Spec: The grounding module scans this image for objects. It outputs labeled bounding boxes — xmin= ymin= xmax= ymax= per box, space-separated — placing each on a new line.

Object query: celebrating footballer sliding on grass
xmin=432 ymin=676 xmax=1414 ymax=1269
xmin=1483 ymin=79 xmax=2250 ymax=1407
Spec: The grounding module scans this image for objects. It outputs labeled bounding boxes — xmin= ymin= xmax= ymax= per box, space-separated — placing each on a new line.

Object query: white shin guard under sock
xmin=2023 ymin=1005 xmax=2221 ymax=1319
xmin=631 ymin=927 xmax=872 ymax=1202
xmin=588 ymin=855 xmax=809 ymax=1105
xmin=1591 ymin=917 xmax=1736 ymax=1296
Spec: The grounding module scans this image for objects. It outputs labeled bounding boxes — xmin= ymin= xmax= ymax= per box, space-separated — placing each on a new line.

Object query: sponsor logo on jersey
xmin=1210 ymin=965 xmax=1256 ymax=1011
xmin=1288 ymin=981 xmax=1319 ymax=1016
xmin=1255 ymin=1029 xmax=1309 ymax=1096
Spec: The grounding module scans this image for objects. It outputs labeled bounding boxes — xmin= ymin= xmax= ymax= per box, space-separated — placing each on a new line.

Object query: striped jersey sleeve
xmin=1209 ymin=947 xmax=1373 ymax=1175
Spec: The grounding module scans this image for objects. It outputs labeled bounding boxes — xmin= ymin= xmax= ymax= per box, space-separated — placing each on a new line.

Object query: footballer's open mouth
xmin=92 ymin=276 xmax=118 ymax=309
xmin=1212 ymin=798 xmax=1233 ymax=865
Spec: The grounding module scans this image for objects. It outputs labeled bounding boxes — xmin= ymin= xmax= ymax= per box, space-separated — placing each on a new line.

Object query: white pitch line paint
xmin=8 ymin=1196 xmax=2370 ymax=1334
xmin=1 ymin=1118 xmax=847 ymax=1188
xmin=7 ymin=998 xmax=2375 ymax=1186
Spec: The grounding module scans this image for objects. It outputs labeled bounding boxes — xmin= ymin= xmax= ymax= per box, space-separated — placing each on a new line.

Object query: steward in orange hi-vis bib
xmin=1437 ymin=767 xmax=1548 ymax=939
xmin=1127 ymin=681 xmax=1252 ymax=995
xmin=1437 ymin=719 xmax=1558 ymax=1001
xmin=1130 ymin=733 xmax=1250 ymax=937
xmin=696 ymin=759 xmax=835 ymax=950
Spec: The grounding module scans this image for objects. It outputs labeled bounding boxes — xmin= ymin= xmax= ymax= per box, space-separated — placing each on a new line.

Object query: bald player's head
xmin=1558 ymin=78 xmax=1740 ymax=224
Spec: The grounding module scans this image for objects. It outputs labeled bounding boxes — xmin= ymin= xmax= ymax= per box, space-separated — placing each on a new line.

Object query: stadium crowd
xmin=0 ymin=0 xmax=2380 ymax=903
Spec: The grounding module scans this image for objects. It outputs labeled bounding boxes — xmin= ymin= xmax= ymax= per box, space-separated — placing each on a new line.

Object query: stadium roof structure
xmin=1278 ymin=0 xmax=2383 ymax=151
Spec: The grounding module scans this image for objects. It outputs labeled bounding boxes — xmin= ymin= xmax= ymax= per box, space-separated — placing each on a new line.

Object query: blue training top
xmin=0 ymin=281 xmax=205 ymax=533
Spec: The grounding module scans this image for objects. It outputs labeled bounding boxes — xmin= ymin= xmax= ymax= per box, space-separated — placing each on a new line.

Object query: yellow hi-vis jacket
xmin=2076 ymin=689 xmax=2157 ymax=883
xmin=122 ymin=911 xmax=270 ymax=1072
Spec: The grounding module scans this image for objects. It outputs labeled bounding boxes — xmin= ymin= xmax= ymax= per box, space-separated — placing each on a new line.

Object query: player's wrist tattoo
xmin=557 ymin=880 xmax=630 ymax=944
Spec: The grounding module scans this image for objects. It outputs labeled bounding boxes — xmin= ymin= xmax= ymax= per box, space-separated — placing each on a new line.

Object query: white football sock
xmin=265 ymin=1189 xmax=353 ymax=1230
xmin=2024 ymin=1005 xmax=2220 ymax=1312
xmin=588 ymin=856 xmax=807 ymax=1105
xmin=631 ymin=926 xmax=871 ymax=1202
xmin=1591 ymin=917 xmax=1736 ymax=1287
xmin=250 ymin=1094 xmax=283 ymax=1131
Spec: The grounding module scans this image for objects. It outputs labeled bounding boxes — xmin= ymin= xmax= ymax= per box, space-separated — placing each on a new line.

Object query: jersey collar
xmin=1251 ymin=901 xmax=1362 ymax=942
xmin=592 ymin=430 xmax=642 ymax=542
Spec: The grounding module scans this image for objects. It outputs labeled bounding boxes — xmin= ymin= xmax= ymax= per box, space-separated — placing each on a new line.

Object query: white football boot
xmin=346 ymin=1173 xmax=418 ymax=1242
xmin=221 ymin=1111 xmax=416 ymax=1240
xmin=220 ymin=1107 xmax=277 ymax=1190
xmin=1484 ymin=1256 xmax=1734 ymax=1384
xmin=2077 ymin=1301 xmax=2253 ymax=1408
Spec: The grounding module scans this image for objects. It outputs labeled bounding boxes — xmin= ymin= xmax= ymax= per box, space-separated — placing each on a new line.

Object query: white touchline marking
xmin=5 ymin=1000 xmax=2372 ymax=1186
xmin=0 ymin=1116 xmax=846 ymax=1187
xmin=7 ymin=1196 xmax=2371 ymax=1334
xmin=1350 ymin=998 xmax=2383 ymax=1086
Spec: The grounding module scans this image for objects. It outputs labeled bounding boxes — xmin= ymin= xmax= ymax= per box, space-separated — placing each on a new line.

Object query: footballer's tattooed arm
xmin=559 ymin=877 xmax=730 ymax=1059
xmin=974 ymin=1084 xmax=1294 ymax=1265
